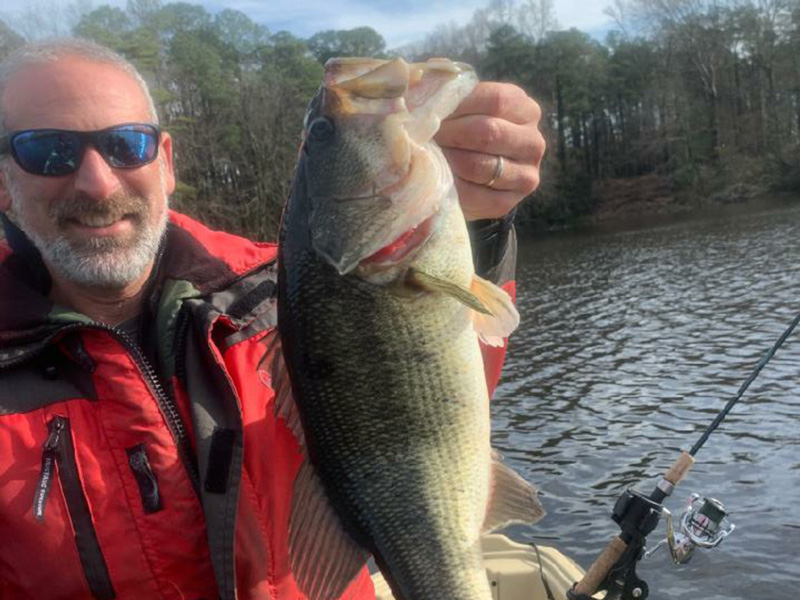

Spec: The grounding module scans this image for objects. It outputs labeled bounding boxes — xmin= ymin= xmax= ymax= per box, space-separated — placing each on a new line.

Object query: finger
xmin=454 ymin=177 xmax=522 ymax=221
xmin=436 ymin=116 xmax=541 ymax=162
xmin=443 ymin=148 xmax=539 ymax=193
xmin=447 ymin=82 xmax=541 ymax=125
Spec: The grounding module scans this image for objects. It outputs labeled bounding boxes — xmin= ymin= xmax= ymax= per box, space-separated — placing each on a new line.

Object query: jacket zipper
xmin=126 ymin=445 xmax=163 ymax=514
xmin=110 ymin=324 xmax=201 ymax=496
xmin=33 ymin=417 xmax=64 ymax=520
xmin=37 ymin=416 xmax=116 ymax=600
xmin=13 ymin=322 xmax=201 ymax=496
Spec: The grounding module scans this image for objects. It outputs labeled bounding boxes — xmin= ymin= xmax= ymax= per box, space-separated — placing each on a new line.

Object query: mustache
xmin=52 ymin=192 xmax=149 ymax=223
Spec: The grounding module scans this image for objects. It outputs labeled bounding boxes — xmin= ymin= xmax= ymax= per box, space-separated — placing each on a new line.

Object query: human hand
xmin=435 ymin=82 xmax=545 ymax=221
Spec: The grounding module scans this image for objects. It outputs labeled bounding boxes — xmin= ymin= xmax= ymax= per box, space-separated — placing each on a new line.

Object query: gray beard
xmin=6 ymin=171 xmax=169 ymax=289
xmin=23 ymin=209 xmax=168 ymax=289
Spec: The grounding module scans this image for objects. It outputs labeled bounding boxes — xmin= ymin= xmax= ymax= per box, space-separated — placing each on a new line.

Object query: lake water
xmin=493 ymin=199 xmax=800 ymax=600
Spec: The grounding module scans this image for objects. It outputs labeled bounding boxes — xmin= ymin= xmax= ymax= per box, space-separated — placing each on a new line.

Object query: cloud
xmin=553 ymin=0 xmax=612 ymax=33
xmin=221 ymin=0 xmax=615 ymax=47
xmin=1 ymin=0 xmax=615 ymax=47
xmin=218 ymin=0 xmax=487 ymax=47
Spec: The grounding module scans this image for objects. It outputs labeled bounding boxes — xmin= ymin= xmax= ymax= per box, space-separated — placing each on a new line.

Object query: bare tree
xmin=518 ymin=0 xmax=559 ymax=42
xmin=3 ymin=0 xmax=92 ymax=40
xmin=632 ymin=0 xmax=729 ymax=161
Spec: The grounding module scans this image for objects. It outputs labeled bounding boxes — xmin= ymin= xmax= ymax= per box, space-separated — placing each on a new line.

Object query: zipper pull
xmin=34 ymin=417 xmax=66 ymax=521
xmin=44 ymin=417 xmax=65 ymax=451
xmin=127 ymin=445 xmax=163 ymax=514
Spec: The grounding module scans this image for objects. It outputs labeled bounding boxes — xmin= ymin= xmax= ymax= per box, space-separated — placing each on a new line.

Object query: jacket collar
xmin=0 ymin=210 xmax=277 ymax=345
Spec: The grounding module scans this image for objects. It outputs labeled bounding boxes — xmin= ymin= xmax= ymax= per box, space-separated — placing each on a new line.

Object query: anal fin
xmin=483 ymin=450 xmax=545 ymax=532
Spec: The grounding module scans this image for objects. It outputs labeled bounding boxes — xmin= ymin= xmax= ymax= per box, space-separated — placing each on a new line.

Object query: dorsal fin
xmin=259 ymin=330 xmax=369 ymax=596
xmin=258 ymin=329 xmax=305 ymax=448
xmin=289 ymin=461 xmax=370 ymax=599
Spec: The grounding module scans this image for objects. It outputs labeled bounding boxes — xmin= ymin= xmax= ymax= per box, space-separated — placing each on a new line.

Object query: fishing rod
xmin=567 ymin=309 xmax=800 ymax=600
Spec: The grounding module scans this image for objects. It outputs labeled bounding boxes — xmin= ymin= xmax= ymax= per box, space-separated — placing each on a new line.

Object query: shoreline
xmin=518 ymin=173 xmax=800 ymax=235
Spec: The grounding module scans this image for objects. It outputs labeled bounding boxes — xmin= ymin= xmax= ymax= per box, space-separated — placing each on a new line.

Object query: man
xmin=0 ymin=39 xmax=544 ymax=599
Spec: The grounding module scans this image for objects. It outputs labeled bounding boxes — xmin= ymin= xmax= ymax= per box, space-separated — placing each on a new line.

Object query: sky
xmin=1 ymin=0 xmax=616 ymax=49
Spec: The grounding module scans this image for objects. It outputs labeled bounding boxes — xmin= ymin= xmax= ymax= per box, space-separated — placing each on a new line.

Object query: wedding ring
xmin=485 ymin=155 xmax=504 ymax=189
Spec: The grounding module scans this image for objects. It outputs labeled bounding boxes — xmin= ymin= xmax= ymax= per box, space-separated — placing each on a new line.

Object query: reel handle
xmin=572 ymin=452 xmax=695 ymax=598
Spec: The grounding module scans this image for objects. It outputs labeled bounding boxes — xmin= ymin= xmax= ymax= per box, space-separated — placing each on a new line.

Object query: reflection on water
xmin=494 ymin=200 xmax=800 ymax=600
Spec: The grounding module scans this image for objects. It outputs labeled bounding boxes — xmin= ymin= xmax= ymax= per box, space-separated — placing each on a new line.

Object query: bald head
xmin=2 ymin=55 xmax=155 ymax=137
xmin=0 ymin=37 xmax=158 ymax=137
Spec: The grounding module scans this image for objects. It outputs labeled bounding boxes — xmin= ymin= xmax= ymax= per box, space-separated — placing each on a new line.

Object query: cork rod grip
xmin=572 ymin=451 xmax=695 ymax=597
xmin=572 ymin=536 xmax=627 ymax=597
xmin=664 ymin=451 xmax=694 ymax=485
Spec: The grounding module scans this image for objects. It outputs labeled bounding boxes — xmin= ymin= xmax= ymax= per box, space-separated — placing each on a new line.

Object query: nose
xmin=73 ymin=146 xmax=122 ymax=200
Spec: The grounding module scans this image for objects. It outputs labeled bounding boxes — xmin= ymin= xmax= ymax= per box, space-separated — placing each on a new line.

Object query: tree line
xmin=1 ymin=0 xmax=799 ymax=236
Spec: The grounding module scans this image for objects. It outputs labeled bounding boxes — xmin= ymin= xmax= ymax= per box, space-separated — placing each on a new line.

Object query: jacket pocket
xmin=35 ymin=416 xmax=117 ymax=600
xmin=126 ymin=444 xmax=163 ymax=514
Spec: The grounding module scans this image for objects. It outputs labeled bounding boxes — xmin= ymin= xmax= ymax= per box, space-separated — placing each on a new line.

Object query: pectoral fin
xmin=289 ymin=461 xmax=370 ymax=600
xmin=408 ymin=268 xmax=491 ymax=314
xmin=470 ymin=275 xmax=520 ymax=347
xmin=483 ymin=450 xmax=545 ymax=532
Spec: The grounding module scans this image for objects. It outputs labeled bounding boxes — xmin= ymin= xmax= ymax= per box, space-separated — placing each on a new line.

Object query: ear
xmin=160 ymin=130 xmax=176 ymax=195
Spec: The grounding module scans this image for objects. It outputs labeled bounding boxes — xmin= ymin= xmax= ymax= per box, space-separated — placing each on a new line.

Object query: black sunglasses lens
xmin=12 ymin=131 xmax=81 ymax=176
xmin=99 ymin=125 xmax=159 ymax=168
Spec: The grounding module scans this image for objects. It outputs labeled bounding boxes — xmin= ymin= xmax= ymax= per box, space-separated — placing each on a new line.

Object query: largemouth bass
xmin=272 ymin=57 xmax=544 ymax=600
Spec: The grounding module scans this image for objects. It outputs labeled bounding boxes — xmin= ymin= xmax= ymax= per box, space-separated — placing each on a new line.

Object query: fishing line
xmin=569 ymin=307 xmax=800 ymax=600
xmin=529 ymin=542 xmax=557 ymax=600
xmin=690 ymin=309 xmax=800 ymax=456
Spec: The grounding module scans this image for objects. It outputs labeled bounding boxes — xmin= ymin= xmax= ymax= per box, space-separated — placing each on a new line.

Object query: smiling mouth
xmin=61 ymin=213 xmax=140 ymax=238
xmin=65 ymin=211 xmax=137 ymax=226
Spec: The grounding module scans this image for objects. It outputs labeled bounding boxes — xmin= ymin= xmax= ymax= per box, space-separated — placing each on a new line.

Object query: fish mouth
xmin=307 ymin=57 xmax=477 ymax=276
xmin=359 ymin=213 xmax=437 ymax=269
xmin=310 ymin=144 xmax=445 ymax=275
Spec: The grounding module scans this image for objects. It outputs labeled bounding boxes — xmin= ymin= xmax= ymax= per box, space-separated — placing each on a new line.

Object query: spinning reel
xmin=568 ymin=475 xmax=737 ymax=600
xmin=645 ymin=493 xmax=735 ymax=564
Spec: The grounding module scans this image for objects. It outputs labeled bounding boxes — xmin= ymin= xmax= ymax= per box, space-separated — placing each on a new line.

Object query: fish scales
xmin=281 ymin=208 xmax=492 ymax=599
xmin=276 ymin=57 xmax=542 ymax=600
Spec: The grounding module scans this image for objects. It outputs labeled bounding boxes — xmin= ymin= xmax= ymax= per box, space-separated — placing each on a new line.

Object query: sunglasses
xmin=0 ymin=123 xmax=161 ymax=176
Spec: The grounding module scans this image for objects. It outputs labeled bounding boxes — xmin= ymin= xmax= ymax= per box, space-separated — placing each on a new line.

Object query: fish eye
xmin=308 ymin=117 xmax=335 ymax=143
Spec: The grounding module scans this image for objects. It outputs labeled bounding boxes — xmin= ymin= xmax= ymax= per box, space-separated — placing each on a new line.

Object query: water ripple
xmin=493 ymin=201 xmax=800 ymax=600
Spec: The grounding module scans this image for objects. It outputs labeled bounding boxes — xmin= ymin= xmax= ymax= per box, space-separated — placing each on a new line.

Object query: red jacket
xmin=0 ymin=212 xmax=513 ymax=600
